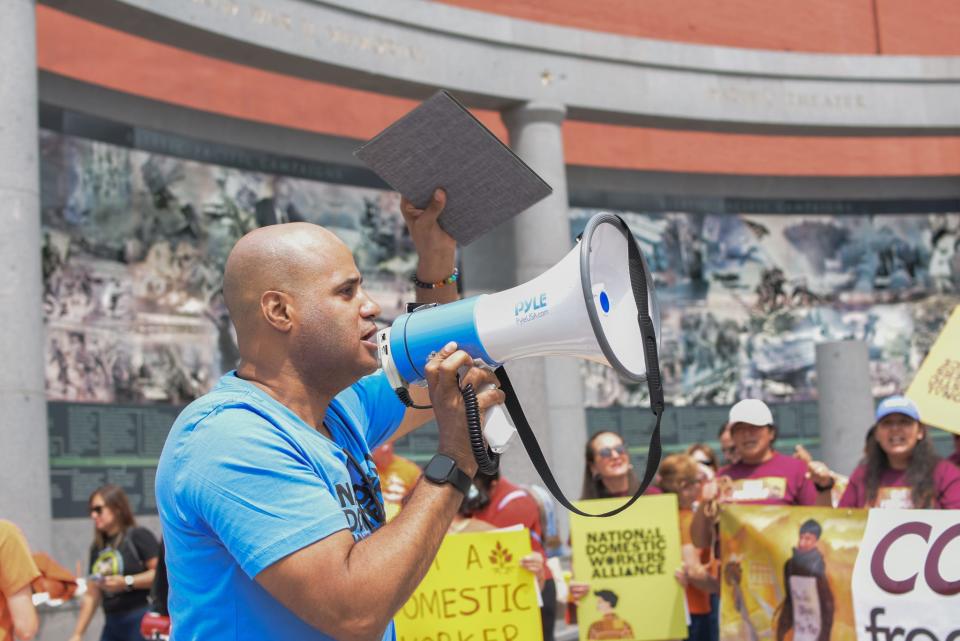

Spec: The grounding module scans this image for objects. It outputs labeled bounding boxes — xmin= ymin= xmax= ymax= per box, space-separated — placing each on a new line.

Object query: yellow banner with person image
xmin=719 ymin=505 xmax=867 ymax=641
xmin=570 ymin=494 xmax=687 ymax=641
xmin=394 ymin=527 xmax=542 ymax=641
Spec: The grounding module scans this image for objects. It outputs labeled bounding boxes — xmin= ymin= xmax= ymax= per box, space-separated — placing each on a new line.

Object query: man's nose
xmin=359 ymin=289 xmax=381 ymax=318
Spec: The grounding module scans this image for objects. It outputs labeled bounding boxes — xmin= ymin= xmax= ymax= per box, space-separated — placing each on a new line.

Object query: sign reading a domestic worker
xmin=852 ymin=509 xmax=960 ymax=641
xmin=906 ymin=304 xmax=960 ymax=435
xmin=719 ymin=505 xmax=867 ymax=641
xmin=570 ymin=494 xmax=686 ymax=641
xmin=394 ymin=528 xmax=542 ymax=641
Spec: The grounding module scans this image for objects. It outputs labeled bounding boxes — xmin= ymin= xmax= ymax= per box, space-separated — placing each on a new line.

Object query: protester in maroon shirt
xmin=717 ymin=399 xmax=820 ymax=506
xmin=691 ymin=399 xmax=822 ymax=549
xmin=838 ymin=396 xmax=960 ymax=509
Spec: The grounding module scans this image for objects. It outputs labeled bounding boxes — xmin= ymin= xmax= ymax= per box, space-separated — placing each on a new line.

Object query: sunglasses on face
xmin=597 ymin=445 xmax=627 ymax=459
xmin=90 ymin=505 xmax=105 ymax=515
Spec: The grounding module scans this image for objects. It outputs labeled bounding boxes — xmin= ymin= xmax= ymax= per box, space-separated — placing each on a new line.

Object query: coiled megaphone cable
xmin=393 ymin=387 xmax=432 ymax=411
xmin=460 ymin=382 xmax=500 ymax=475
xmin=393 ymin=380 xmax=500 ymax=475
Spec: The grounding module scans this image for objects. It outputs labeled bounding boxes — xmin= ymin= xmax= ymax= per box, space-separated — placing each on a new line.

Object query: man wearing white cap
xmin=691 ymin=399 xmax=822 ymax=548
xmin=715 ymin=399 xmax=820 ymax=506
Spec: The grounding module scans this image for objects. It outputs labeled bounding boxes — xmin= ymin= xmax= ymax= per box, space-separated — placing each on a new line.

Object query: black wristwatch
xmin=423 ymin=454 xmax=472 ymax=496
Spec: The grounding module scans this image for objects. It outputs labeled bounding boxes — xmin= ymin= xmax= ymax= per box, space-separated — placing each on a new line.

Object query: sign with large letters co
xmin=852 ymin=509 xmax=960 ymax=641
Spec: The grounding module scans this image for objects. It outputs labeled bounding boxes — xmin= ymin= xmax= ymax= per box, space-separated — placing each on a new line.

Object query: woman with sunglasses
xmin=580 ymin=431 xmax=662 ymax=500
xmin=838 ymin=396 xmax=960 ymax=509
xmin=70 ymin=485 xmax=160 ymax=641
xmin=567 ymin=432 xmax=662 ymax=611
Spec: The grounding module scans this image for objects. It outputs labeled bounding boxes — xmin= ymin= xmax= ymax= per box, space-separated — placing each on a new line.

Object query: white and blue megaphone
xmin=377 ymin=213 xmax=661 ymax=458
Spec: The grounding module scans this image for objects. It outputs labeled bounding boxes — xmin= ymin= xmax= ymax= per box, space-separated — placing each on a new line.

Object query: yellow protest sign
xmin=570 ymin=494 xmax=686 ymax=641
xmin=719 ymin=505 xmax=867 ymax=641
xmin=394 ymin=528 xmax=542 ymax=641
xmin=907 ymin=305 xmax=960 ymax=435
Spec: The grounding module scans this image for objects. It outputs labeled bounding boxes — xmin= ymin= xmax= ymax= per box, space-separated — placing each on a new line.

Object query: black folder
xmin=354 ymin=91 xmax=553 ymax=246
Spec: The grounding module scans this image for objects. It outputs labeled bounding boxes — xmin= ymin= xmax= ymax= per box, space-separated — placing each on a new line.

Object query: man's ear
xmin=261 ymin=291 xmax=295 ymax=332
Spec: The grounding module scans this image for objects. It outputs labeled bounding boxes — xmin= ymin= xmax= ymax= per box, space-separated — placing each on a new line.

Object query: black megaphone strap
xmin=494 ymin=215 xmax=664 ymax=518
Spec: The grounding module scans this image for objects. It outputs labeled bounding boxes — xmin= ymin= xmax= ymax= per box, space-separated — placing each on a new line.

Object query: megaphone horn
xmin=378 ymin=212 xmax=659 ymax=383
xmin=376 ymin=213 xmax=663 ymax=515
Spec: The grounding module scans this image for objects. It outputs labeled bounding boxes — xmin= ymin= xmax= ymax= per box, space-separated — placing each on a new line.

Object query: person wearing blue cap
xmin=838 ymin=396 xmax=960 ymax=509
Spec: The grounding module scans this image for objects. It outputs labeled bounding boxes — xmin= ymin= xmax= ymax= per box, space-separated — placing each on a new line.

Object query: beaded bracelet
xmin=412 ymin=268 xmax=459 ymax=289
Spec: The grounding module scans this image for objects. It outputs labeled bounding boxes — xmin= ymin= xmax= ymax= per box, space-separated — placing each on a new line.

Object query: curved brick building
xmin=2 ymin=5 xmax=958 ymax=625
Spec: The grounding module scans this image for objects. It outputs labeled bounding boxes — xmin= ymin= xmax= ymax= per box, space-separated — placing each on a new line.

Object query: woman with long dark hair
xmin=69 ymin=485 xmax=160 ymax=641
xmin=580 ymin=431 xmax=660 ymax=500
xmin=838 ymin=396 xmax=960 ymax=509
xmin=568 ymin=432 xmax=661 ymax=612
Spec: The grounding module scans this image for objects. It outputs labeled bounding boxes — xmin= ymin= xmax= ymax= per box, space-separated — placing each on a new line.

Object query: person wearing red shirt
xmin=470 ymin=472 xmax=555 ymax=641
xmin=838 ymin=396 xmax=960 ymax=509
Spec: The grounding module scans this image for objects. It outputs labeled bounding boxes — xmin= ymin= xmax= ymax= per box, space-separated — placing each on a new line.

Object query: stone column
xmin=815 ymin=341 xmax=874 ymax=477
xmin=0 ymin=0 xmax=52 ymax=551
xmin=497 ymin=101 xmax=588 ymax=514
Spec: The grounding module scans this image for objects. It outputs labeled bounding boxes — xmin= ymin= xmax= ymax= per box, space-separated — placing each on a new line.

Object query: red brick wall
xmin=437 ymin=0 xmax=960 ymax=55
xmin=36 ymin=7 xmax=960 ymax=177
xmin=876 ymin=0 xmax=960 ymax=54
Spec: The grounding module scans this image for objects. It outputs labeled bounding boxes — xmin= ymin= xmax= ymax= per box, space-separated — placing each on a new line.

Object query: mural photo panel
xmin=40 ymin=130 xmax=418 ymax=405
xmin=570 ymin=208 xmax=960 ymax=409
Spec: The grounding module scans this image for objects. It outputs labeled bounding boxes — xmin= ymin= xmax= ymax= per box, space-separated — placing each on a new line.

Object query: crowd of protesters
xmin=3 ymin=393 xmax=958 ymax=641
xmin=561 ymin=393 xmax=959 ymax=641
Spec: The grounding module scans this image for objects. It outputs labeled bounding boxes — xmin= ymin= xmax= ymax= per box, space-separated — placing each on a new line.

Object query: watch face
xmin=425 ymin=455 xmax=456 ymax=481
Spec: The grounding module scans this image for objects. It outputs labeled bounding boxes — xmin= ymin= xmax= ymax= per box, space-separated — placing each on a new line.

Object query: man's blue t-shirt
xmin=155 ymin=370 xmax=407 ymax=641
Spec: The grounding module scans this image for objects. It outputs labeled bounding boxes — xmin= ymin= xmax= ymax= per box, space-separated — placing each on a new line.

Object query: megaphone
xmin=377 ymin=212 xmax=661 ymax=460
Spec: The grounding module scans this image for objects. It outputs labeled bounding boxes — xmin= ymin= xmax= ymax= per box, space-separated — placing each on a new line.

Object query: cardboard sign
xmin=570 ymin=494 xmax=686 ymax=641
xmin=852 ymin=509 xmax=960 ymax=641
xmin=906 ymin=305 xmax=960 ymax=435
xmin=719 ymin=505 xmax=867 ymax=641
xmin=394 ymin=528 xmax=542 ymax=641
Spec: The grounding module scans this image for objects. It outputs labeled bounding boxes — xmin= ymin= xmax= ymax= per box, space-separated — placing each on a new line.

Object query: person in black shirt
xmin=69 ymin=484 xmax=160 ymax=641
